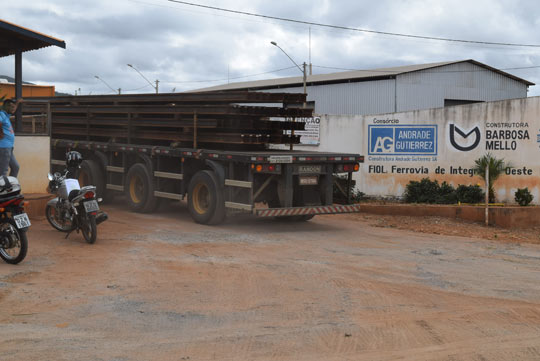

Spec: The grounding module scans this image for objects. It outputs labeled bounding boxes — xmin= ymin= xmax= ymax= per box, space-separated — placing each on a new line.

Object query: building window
xmin=444 ymin=99 xmax=483 ymax=107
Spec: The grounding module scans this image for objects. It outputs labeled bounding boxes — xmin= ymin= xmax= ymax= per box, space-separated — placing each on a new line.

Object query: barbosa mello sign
xmin=367 ymin=122 xmax=533 ymax=176
xmin=362 ymin=97 xmax=540 ymax=203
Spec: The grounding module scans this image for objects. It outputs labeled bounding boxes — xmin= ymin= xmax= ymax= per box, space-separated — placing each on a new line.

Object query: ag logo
xmin=449 ymin=124 xmax=480 ymax=151
xmin=370 ymin=127 xmax=394 ymax=153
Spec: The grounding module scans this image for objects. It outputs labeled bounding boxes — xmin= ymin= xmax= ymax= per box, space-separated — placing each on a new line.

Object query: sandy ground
xmin=1 ymin=200 xmax=540 ymax=360
xmin=347 ymin=211 xmax=540 ymax=245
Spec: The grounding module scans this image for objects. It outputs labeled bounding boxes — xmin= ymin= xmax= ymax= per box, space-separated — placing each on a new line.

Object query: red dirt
xmin=345 ymin=212 xmax=540 ymax=245
xmin=1 ymin=201 xmax=540 ymax=360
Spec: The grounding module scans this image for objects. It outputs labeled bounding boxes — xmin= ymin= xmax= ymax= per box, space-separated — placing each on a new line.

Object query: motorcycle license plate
xmin=84 ymin=200 xmax=99 ymax=213
xmin=14 ymin=213 xmax=31 ymax=229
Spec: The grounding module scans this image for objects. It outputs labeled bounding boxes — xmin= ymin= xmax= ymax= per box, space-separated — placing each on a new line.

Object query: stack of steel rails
xmin=23 ymin=91 xmax=312 ymax=150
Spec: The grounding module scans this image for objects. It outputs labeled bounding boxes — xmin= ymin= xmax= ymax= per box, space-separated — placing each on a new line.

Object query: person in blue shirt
xmin=0 ymin=98 xmax=22 ymax=177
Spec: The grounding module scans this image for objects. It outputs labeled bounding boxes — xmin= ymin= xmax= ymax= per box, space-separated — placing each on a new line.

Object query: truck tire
xmin=79 ymin=160 xmax=105 ymax=198
xmin=188 ymin=170 xmax=225 ymax=225
xmin=124 ymin=163 xmax=159 ymax=213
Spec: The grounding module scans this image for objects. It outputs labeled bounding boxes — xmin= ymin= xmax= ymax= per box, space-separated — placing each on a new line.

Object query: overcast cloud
xmin=1 ymin=0 xmax=540 ymax=96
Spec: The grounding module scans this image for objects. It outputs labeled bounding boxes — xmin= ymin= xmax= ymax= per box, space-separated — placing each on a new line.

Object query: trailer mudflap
xmin=255 ymin=204 xmax=361 ymax=217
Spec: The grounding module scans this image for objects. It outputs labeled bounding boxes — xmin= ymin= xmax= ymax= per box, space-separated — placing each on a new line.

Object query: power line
xmin=167 ymin=0 xmax=540 ymax=48
xmin=161 ymin=66 xmax=297 ymax=84
xmin=123 ymin=83 xmax=153 ymax=92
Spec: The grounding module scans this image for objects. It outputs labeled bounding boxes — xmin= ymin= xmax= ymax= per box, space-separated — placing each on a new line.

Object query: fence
xmin=17 ymin=100 xmax=51 ymax=135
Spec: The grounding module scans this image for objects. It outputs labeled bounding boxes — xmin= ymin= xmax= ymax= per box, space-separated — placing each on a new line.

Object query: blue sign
xmin=368 ymin=125 xmax=438 ymax=155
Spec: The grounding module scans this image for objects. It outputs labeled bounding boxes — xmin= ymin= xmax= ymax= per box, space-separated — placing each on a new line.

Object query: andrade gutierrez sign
xmin=368 ymin=124 xmax=438 ymax=157
xmin=368 ymin=124 xmax=438 ymax=174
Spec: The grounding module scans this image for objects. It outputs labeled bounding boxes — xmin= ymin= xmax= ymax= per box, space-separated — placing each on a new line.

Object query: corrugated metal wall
xmin=397 ymin=62 xmax=527 ymax=112
xmin=263 ymin=80 xmax=396 ymax=115
xmin=261 ymin=62 xmax=528 ymax=116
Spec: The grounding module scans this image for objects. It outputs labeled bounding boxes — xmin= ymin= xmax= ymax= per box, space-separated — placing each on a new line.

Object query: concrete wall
xmin=295 ymin=96 xmax=540 ymax=204
xmin=13 ymin=135 xmax=50 ymax=193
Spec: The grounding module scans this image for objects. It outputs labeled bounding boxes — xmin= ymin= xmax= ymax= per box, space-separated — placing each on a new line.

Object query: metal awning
xmin=0 ymin=19 xmax=65 ymax=58
xmin=0 ymin=19 xmax=66 ymax=131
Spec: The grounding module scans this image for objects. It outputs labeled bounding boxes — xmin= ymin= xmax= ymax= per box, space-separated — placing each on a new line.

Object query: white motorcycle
xmin=45 ymin=152 xmax=107 ymax=244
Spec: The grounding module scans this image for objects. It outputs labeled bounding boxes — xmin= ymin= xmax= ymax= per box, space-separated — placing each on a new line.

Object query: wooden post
xmin=193 ymin=111 xmax=198 ymax=149
xmin=46 ymin=102 xmax=51 ymax=137
xmin=86 ymin=112 xmax=90 ymax=141
xmin=290 ymin=117 xmax=294 ymax=151
xmin=485 ymin=164 xmax=489 ymax=226
xmin=15 ymin=50 xmax=22 ymax=132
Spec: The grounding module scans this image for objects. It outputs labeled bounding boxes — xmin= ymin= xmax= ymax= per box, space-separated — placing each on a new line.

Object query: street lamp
xmin=94 ymin=75 xmax=121 ymax=94
xmin=127 ymin=64 xmax=159 ymax=94
xmin=271 ymin=41 xmax=308 ymax=150
xmin=270 ymin=41 xmax=307 ymax=100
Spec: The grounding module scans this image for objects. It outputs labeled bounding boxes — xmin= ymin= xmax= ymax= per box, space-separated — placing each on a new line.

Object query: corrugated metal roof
xmin=0 ymin=19 xmax=66 ymax=58
xmin=193 ymin=59 xmax=534 ymax=92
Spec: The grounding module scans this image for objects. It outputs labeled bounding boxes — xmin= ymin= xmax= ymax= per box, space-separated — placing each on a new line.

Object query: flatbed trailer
xmin=50 ymin=138 xmax=363 ymax=224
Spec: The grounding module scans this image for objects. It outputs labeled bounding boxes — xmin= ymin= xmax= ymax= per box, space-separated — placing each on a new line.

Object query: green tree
xmin=472 ymin=153 xmax=510 ymax=203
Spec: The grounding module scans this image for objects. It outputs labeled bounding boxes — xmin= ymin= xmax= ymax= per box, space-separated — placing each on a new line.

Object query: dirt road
xmin=1 ymin=201 xmax=540 ymax=360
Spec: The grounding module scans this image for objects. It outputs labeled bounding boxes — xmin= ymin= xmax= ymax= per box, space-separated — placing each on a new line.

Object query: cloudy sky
xmin=2 ymin=0 xmax=540 ymax=96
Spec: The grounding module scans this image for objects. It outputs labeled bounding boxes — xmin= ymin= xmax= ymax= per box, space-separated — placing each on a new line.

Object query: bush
xmin=404 ymin=178 xmax=445 ymax=204
xmin=333 ymin=175 xmax=361 ymax=203
xmin=515 ymin=187 xmax=533 ymax=206
xmin=456 ymin=184 xmax=485 ymax=204
xmin=404 ymin=178 xmax=484 ymax=204
xmin=437 ymin=181 xmax=458 ymax=204
xmin=350 ymin=189 xmax=365 ymax=203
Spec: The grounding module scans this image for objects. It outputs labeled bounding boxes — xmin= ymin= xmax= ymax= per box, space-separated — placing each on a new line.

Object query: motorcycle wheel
xmin=81 ymin=215 xmax=97 ymax=244
xmin=0 ymin=219 xmax=28 ymax=264
xmin=45 ymin=204 xmax=74 ymax=232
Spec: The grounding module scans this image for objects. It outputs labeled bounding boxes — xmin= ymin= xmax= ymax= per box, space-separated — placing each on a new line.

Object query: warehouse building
xmin=0 ymin=78 xmax=56 ymax=98
xmin=195 ymin=60 xmax=534 ymax=115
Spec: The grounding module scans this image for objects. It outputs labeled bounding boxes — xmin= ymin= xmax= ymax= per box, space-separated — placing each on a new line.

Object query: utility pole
xmin=271 ymin=41 xmax=308 ymax=151
xmin=485 ymin=164 xmax=489 ymax=226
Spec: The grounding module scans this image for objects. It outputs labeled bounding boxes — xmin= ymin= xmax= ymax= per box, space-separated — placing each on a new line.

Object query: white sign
xmin=284 ymin=117 xmax=321 ymax=145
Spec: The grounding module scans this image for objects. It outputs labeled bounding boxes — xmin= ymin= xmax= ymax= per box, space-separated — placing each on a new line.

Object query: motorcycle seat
xmin=68 ymin=189 xmax=80 ymax=202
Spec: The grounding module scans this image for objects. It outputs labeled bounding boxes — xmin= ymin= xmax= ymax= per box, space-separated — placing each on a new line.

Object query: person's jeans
xmin=9 ymin=149 xmax=19 ymax=177
xmin=0 ymin=148 xmax=19 ymax=177
xmin=0 ymin=147 xmax=11 ymax=176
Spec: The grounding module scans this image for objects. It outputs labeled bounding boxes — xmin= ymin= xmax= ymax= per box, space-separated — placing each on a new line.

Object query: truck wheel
xmin=188 ymin=170 xmax=225 ymax=225
xmin=79 ymin=160 xmax=105 ymax=198
xmin=125 ymin=163 xmax=159 ymax=213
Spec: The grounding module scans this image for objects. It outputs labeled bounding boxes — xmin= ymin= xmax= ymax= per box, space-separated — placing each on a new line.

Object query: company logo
xmin=449 ymin=124 xmax=481 ymax=151
xmin=368 ymin=125 xmax=437 ymax=155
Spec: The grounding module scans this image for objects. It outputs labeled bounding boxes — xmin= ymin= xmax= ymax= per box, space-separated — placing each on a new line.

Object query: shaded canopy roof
xmin=0 ymin=19 xmax=65 ymax=58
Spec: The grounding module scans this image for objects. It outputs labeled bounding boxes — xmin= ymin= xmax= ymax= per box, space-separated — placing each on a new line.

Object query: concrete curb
xmin=359 ymin=203 xmax=540 ymax=229
xmin=22 ymin=196 xmax=539 ymax=229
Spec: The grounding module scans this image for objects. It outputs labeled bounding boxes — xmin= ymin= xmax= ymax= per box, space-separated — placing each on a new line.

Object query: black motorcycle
xmin=0 ymin=176 xmax=29 ymax=264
